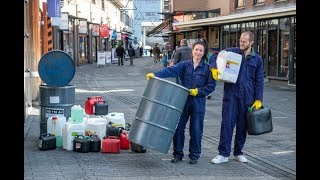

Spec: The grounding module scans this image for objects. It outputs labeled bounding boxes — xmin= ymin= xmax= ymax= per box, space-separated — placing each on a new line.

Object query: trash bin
xmin=128 ymin=77 xmax=189 ymax=154
xmin=38 ymin=50 xmax=76 ymax=135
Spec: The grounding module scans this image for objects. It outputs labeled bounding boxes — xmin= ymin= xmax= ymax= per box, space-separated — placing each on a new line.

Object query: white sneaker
xmin=211 ymin=155 xmax=228 ymax=164
xmin=234 ymin=155 xmax=248 ymax=163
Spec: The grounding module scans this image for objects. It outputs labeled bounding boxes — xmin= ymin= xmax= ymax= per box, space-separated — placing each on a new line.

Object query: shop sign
xmin=111 ymin=30 xmax=117 ymax=40
xmin=99 ymin=24 xmax=110 ymax=38
xmin=59 ymin=13 xmax=69 ymax=31
xmin=92 ymin=24 xmax=100 ymax=37
xmin=79 ymin=20 xmax=88 ymax=34
xmin=47 ymin=0 xmax=61 ymax=17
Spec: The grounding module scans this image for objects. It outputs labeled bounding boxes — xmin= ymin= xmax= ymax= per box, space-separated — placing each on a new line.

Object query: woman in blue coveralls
xmin=146 ymin=40 xmax=216 ymax=164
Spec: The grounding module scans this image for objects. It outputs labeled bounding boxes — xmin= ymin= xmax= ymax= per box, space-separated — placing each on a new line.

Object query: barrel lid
xmin=38 ymin=50 xmax=75 ymax=87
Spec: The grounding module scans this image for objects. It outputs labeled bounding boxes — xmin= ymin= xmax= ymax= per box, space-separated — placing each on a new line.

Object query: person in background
xmin=173 ymin=39 xmax=192 ymax=65
xmin=128 ymin=45 xmax=136 ymax=66
xmin=210 ymin=31 xmax=264 ymax=164
xmin=173 ymin=39 xmax=192 ymax=84
xmin=146 ymin=40 xmax=216 ymax=164
xmin=153 ymin=44 xmax=161 ymax=63
xmin=116 ymin=44 xmax=125 ymax=66
xmin=167 ymin=45 xmax=179 ymax=67
xmin=140 ymin=46 xmax=143 ymax=57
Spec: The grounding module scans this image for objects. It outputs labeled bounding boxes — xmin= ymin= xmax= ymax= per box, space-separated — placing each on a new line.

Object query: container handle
xmin=108 ymin=136 xmax=119 ymax=140
xmin=40 ymin=133 xmax=52 ymax=137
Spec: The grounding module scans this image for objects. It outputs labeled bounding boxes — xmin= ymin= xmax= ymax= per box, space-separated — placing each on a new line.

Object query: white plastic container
xmin=47 ymin=116 xmax=67 ymax=147
xmin=86 ymin=117 xmax=108 ymax=124
xmin=62 ymin=121 xmax=85 ymax=151
xmin=216 ymin=50 xmax=242 ymax=83
xmin=85 ymin=121 xmax=107 ymax=140
xmin=105 ymin=112 xmax=125 ymax=129
xmin=71 ymin=105 xmax=84 ymax=123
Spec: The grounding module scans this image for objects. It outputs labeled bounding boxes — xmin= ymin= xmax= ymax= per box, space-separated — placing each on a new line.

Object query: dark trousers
xmin=117 ymin=56 xmax=124 ymax=65
xmin=173 ymin=108 xmax=205 ymax=160
xmin=218 ymin=94 xmax=247 ymax=157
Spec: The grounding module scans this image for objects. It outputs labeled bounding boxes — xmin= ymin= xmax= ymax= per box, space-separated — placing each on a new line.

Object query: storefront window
xmin=267 ymin=19 xmax=279 ymax=77
xmin=279 ymin=17 xmax=290 ymax=78
xmin=222 ymin=25 xmax=229 ymax=49
xmin=245 ymin=22 xmax=255 ymax=32
xmin=79 ymin=35 xmax=87 ymax=63
xmin=230 ymin=24 xmax=238 ymax=47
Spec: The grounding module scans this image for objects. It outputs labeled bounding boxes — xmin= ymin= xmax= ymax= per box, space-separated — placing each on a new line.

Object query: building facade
xmin=24 ymin=0 xmax=135 ymax=121
xmin=153 ymin=0 xmax=296 ymax=85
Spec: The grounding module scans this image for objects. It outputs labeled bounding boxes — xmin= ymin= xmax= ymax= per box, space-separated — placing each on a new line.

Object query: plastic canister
xmin=216 ymin=50 xmax=242 ymax=83
xmin=47 ymin=116 xmax=66 ymax=147
xmin=85 ymin=117 xmax=108 ymax=125
xmin=85 ymin=121 xmax=107 ymax=140
xmin=71 ymin=105 xmax=84 ymax=123
xmin=105 ymin=112 xmax=125 ymax=129
xmin=62 ymin=121 xmax=85 ymax=151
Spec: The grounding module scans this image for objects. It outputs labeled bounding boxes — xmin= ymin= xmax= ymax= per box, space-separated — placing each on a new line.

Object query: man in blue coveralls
xmin=146 ymin=41 xmax=216 ymax=164
xmin=210 ymin=31 xmax=264 ymax=164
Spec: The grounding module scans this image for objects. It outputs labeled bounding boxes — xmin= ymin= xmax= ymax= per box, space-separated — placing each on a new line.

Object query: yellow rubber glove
xmin=210 ymin=68 xmax=221 ymax=81
xmin=189 ymin=88 xmax=198 ymax=96
xmin=146 ymin=73 xmax=155 ymax=80
xmin=251 ymin=100 xmax=262 ymax=110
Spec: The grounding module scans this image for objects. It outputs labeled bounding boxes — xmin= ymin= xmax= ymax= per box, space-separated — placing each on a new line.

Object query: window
xmin=254 ymin=0 xmax=265 ymax=5
xmin=208 ymin=9 xmax=220 ymax=18
xmin=101 ymin=0 xmax=105 ymax=11
xmin=235 ymin=0 xmax=244 ymax=8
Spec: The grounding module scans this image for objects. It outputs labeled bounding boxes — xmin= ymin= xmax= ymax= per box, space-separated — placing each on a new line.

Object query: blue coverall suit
xmin=154 ymin=60 xmax=216 ymax=160
xmin=209 ymin=47 xmax=264 ymax=157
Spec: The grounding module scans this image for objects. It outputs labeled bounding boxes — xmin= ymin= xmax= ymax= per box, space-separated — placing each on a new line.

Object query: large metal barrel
xmin=39 ymin=85 xmax=75 ymax=135
xmin=38 ymin=50 xmax=75 ymax=87
xmin=128 ymin=77 xmax=189 ymax=154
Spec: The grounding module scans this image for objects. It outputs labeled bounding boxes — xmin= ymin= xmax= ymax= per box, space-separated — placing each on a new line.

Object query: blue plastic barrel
xmin=38 ymin=50 xmax=75 ymax=87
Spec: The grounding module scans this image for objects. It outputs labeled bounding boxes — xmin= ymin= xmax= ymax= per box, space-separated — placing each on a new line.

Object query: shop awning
xmin=146 ymin=18 xmax=171 ymax=37
xmin=173 ymin=5 xmax=296 ymax=28
xmin=163 ymin=27 xmax=203 ymax=35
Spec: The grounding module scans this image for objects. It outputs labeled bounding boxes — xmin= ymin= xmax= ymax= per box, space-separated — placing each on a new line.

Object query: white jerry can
xmin=216 ymin=50 xmax=242 ymax=83
xmin=62 ymin=120 xmax=85 ymax=151
xmin=105 ymin=112 xmax=125 ymax=129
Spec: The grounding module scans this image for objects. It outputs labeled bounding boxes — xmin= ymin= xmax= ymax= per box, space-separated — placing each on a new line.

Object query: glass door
xmin=267 ymin=19 xmax=278 ymax=77
xmin=78 ymin=35 xmax=87 ymax=64
xmin=256 ymin=21 xmax=267 ymax=77
xmin=289 ymin=18 xmax=296 ymax=85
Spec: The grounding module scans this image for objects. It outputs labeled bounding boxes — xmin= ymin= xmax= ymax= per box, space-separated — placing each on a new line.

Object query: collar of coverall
xmin=245 ymin=47 xmax=256 ymax=58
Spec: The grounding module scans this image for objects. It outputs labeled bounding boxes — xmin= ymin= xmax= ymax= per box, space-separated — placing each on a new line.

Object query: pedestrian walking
xmin=210 ymin=31 xmax=264 ymax=164
xmin=128 ymin=45 xmax=136 ymax=66
xmin=140 ymin=46 xmax=143 ymax=57
xmin=146 ymin=40 xmax=216 ymax=164
xmin=152 ymin=44 xmax=161 ymax=63
xmin=116 ymin=44 xmax=125 ymax=66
